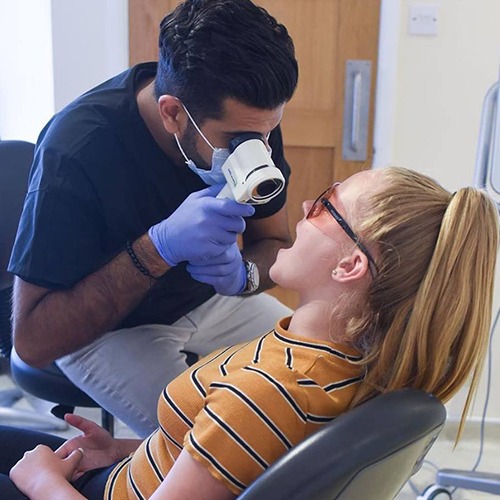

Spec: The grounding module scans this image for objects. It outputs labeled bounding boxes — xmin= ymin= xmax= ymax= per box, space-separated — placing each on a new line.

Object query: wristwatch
xmin=241 ymin=259 xmax=260 ymax=294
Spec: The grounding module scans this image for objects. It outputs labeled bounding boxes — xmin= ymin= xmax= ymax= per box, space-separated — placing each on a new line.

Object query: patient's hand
xmin=57 ymin=414 xmax=126 ymax=480
xmin=10 ymin=444 xmax=84 ymax=499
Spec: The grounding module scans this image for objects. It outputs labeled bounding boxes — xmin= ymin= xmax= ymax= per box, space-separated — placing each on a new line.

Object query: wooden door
xmin=129 ymin=0 xmax=381 ymax=309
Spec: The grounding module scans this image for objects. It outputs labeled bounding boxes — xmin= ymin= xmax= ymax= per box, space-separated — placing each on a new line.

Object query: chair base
xmin=0 ymin=387 xmax=23 ymax=406
xmin=0 ymin=406 xmax=68 ymax=432
xmin=10 ymin=347 xmax=115 ymax=435
xmin=437 ymin=469 xmax=500 ymax=495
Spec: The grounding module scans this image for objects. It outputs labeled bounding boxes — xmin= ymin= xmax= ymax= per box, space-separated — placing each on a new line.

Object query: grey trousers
xmin=57 ymin=293 xmax=291 ymax=437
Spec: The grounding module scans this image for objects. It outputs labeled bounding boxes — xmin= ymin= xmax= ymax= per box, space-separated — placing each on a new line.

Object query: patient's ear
xmin=331 ymin=250 xmax=369 ymax=283
xmin=158 ymin=95 xmax=184 ymax=134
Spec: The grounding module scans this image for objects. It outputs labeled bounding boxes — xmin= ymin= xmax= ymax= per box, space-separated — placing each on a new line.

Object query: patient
xmin=1 ymin=166 xmax=498 ymax=499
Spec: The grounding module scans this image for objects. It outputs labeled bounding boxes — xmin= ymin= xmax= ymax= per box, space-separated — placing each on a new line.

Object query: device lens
xmin=253 ymin=179 xmax=283 ymax=199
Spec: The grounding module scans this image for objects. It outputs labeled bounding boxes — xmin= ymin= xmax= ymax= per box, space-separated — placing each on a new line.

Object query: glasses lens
xmin=306 ymin=185 xmax=379 ymax=277
xmin=307 ymin=186 xmax=334 ymax=219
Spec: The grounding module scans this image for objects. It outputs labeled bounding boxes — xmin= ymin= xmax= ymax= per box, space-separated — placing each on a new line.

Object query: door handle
xmin=350 ymin=71 xmax=362 ymax=152
xmin=342 ymin=60 xmax=372 ymax=162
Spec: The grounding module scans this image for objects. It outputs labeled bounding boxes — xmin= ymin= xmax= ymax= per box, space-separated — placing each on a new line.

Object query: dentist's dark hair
xmin=154 ymin=0 xmax=298 ymax=122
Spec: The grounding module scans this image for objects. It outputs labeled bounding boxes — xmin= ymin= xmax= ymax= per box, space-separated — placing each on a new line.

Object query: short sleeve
xmin=8 ymin=145 xmax=105 ymax=288
xmin=183 ymin=366 xmax=307 ymax=495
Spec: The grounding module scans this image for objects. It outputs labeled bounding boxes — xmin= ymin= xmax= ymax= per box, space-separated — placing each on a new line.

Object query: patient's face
xmin=270 ymin=169 xmax=380 ymax=294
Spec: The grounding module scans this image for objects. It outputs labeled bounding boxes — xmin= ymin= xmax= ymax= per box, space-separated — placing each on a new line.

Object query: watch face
xmin=244 ymin=259 xmax=259 ymax=294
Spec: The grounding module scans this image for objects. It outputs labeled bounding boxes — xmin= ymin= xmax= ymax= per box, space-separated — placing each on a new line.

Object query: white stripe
xmin=243 ymin=366 xmax=307 ymax=422
xmin=203 ymin=406 xmax=269 ymax=469
xmin=161 ymin=386 xmax=193 ymax=427
xmin=211 ymin=382 xmax=292 ymax=449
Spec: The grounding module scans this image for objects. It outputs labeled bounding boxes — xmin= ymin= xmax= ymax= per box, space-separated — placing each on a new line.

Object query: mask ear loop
xmin=180 ymin=103 xmax=216 ymax=151
xmin=173 ymin=133 xmax=190 ymax=164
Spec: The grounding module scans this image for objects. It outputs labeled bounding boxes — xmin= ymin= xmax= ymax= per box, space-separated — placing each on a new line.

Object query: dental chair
xmin=0 ymin=140 xmax=65 ymax=431
xmin=240 ymin=388 xmax=446 ymax=500
xmin=0 ymin=139 xmax=114 ymax=434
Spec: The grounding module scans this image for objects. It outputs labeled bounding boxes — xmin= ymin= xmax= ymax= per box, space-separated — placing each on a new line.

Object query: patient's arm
xmin=150 ymin=449 xmax=236 ymax=500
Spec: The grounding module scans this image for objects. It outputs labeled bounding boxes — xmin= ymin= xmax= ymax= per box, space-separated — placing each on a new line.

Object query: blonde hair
xmin=348 ymin=167 xmax=499 ymax=437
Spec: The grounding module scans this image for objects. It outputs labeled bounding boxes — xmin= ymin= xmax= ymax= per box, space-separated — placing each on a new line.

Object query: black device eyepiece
xmin=229 ymin=132 xmax=264 ymax=153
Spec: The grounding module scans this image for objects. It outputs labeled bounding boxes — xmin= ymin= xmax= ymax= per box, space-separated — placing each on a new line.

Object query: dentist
xmin=8 ymin=0 xmax=299 ymax=437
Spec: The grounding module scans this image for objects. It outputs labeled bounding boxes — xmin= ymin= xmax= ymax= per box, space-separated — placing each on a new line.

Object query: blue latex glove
xmin=149 ymin=185 xmax=255 ymax=266
xmin=186 ymin=243 xmax=247 ymax=296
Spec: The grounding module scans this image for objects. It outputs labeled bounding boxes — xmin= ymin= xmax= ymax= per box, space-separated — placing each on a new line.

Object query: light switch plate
xmin=408 ymin=3 xmax=439 ymax=36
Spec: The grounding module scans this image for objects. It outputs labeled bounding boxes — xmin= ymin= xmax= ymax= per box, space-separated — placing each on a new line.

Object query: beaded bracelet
xmin=125 ymin=240 xmax=157 ymax=279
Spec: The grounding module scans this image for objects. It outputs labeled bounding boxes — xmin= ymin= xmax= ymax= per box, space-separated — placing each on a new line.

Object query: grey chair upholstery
xmin=239 ymin=389 xmax=446 ymax=500
xmin=0 ymin=140 xmax=65 ymax=430
xmin=0 ymin=140 xmax=114 ymax=434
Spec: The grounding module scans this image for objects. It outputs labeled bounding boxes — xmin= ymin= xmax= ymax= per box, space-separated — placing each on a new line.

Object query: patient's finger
xmin=64 ymin=413 xmax=99 ymax=434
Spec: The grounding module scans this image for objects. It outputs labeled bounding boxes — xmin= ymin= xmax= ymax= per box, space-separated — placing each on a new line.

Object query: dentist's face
xmin=177 ymin=97 xmax=283 ymax=170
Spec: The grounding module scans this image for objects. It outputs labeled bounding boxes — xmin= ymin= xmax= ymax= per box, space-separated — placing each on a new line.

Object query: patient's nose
xmin=302 ymin=200 xmax=313 ymax=217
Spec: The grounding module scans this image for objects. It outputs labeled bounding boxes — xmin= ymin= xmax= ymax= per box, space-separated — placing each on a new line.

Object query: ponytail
xmin=348 ymin=168 xmax=498 ymax=438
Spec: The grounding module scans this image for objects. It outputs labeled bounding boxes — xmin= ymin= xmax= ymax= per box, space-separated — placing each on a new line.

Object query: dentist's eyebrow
xmin=222 ymin=126 xmax=278 ymax=139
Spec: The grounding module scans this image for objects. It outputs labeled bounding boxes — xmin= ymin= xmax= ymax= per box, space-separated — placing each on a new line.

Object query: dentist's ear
xmin=158 ymin=95 xmax=184 ymax=134
xmin=331 ymin=250 xmax=370 ymax=283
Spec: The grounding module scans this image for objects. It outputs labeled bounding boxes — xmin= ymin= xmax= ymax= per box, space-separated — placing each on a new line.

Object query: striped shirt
xmin=104 ymin=317 xmax=364 ymax=498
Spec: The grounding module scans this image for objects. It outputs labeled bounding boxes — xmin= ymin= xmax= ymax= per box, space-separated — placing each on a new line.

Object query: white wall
xmin=51 ymin=0 xmax=128 ymax=112
xmin=0 ymin=0 xmax=54 ymax=142
xmin=375 ymin=0 xmax=500 ymax=424
xmin=0 ymin=0 xmax=128 ymax=143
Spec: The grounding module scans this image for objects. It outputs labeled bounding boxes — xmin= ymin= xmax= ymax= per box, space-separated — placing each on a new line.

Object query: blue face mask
xmin=174 ymin=104 xmax=229 ymax=185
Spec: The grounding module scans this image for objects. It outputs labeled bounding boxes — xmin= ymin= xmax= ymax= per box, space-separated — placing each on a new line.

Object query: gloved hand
xmin=149 ymin=185 xmax=255 ymax=266
xmin=187 ymin=243 xmax=247 ymax=296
